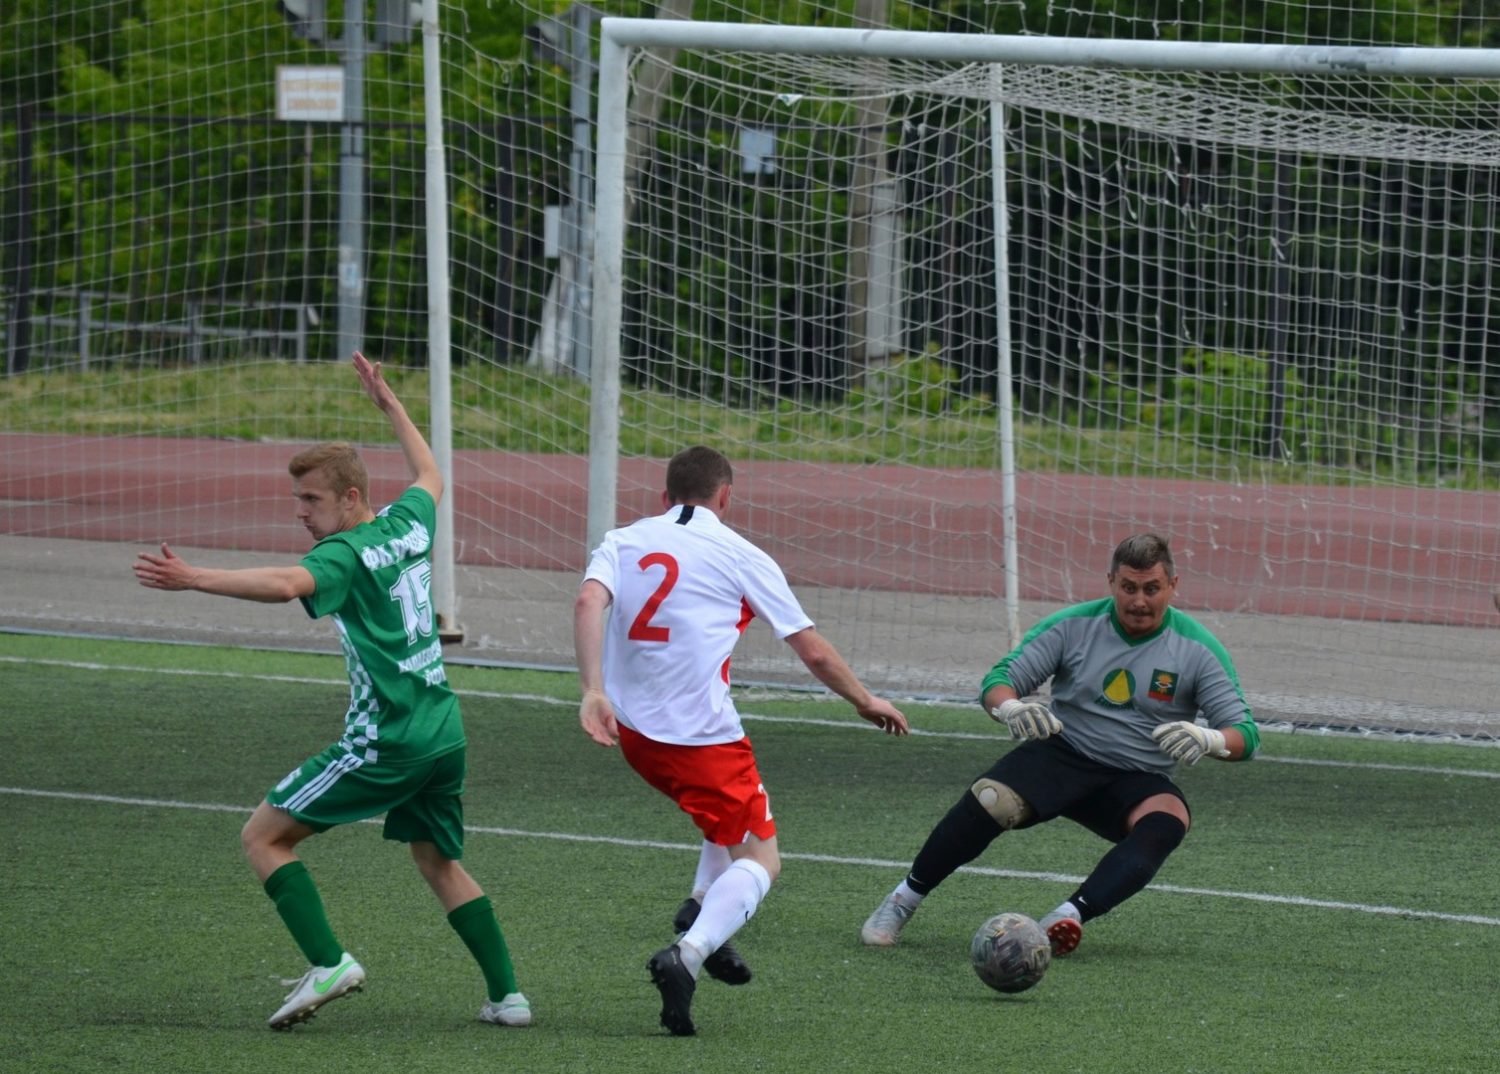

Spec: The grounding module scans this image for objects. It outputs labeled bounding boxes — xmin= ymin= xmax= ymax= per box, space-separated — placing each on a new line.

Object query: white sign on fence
xmin=276 ymin=65 xmax=345 ymax=123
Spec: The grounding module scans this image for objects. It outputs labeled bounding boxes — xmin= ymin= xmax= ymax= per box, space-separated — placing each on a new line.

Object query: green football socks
xmin=448 ymin=895 xmax=519 ymax=1002
xmin=263 ymin=860 xmax=344 ymax=968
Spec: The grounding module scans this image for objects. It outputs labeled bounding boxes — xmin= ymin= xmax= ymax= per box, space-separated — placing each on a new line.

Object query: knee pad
xmin=1129 ymin=811 xmax=1187 ymax=857
xmin=969 ymin=778 xmax=1033 ymax=830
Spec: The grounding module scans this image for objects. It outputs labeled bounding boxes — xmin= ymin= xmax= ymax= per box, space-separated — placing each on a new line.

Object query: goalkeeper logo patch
xmin=1098 ymin=669 xmax=1135 ymax=708
xmin=1148 ymin=670 xmax=1179 ymax=702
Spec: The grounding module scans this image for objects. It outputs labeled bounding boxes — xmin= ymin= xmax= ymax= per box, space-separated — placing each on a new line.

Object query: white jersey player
xmin=574 ymin=446 xmax=909 ymax=1037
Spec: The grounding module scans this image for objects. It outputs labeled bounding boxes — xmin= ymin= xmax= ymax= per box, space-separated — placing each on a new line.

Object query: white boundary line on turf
xmin=7 ymin=655 xmax=1500 ymax=782
xmin=5 ymin=784 xmax=1498 ymax=928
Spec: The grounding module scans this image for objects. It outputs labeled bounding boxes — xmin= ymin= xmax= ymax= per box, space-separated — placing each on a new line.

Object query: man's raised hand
xmin=352 ymin=350 xmax=397 ymax=412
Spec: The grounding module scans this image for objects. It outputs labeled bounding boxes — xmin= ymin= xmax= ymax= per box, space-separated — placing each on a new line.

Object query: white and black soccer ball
xmin=970 ymin=911 xmax=1051 ymax=994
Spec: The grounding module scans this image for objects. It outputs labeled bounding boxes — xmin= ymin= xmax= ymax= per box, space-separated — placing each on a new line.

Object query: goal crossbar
xmin=598 ymin=20 xmax=1500 ymax=78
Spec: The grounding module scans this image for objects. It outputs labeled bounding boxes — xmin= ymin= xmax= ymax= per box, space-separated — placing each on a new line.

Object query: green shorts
xmin=267 ymin=743 xmax=468 ymax=860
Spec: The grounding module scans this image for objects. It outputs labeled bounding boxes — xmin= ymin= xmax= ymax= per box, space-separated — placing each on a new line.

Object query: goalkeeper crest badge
xmin=1097 ymin=669 xmax=1135 ymax=708
xmin=1148 ymin=670 xmax=1179 ymax=702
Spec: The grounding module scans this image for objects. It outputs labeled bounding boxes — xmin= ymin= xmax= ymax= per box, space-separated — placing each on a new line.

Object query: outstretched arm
xmin=784 ymin=627 xmax=909 ymax=735
xmin=134 ymin=543 xmax=314 ymax=603
xmin=353 ymin=351 xmax=442 ymax=503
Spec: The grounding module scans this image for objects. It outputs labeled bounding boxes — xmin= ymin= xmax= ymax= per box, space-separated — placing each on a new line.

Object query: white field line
xmin=7 ymin=655 xmax=1500 ymax=782
xmin=3 ymin=784 xmax=1497 ymax=928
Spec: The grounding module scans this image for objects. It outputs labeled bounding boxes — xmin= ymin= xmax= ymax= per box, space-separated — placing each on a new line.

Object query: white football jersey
xmin=584 ymin=503 xmax=814 ymax=744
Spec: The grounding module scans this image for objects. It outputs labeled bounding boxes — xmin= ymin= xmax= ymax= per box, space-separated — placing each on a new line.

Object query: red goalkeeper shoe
xmin=1039 ymin=911 xmax=1082 ymax=957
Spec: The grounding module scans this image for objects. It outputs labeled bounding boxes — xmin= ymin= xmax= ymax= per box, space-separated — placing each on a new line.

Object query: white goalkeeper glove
xmin=1152 ymin=721 xmax=1231 ymax=765
xmin=990 ymin=698 xmax=1063 ymax=740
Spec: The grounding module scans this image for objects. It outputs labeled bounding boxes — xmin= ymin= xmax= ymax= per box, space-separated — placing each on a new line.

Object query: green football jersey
xmin=299 ymin=485 xmax=463 ymax=765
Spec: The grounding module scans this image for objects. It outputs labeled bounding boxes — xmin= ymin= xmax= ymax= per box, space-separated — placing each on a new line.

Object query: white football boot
xmin=268 ymin=952 xmax=366 ymax=1029
xmin=478 ymin=992 xmax=533 ymax=1027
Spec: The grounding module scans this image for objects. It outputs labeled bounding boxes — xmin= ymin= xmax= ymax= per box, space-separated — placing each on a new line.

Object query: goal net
xmin=585 ymin=21 xmax=1500 ymax=736
xmin=3 ymin=2 xmax=1498 ymax=740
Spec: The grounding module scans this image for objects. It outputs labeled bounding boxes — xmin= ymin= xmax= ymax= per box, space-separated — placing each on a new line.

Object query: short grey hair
xmin=1110 ymin=533 xmax=1175 ymax=578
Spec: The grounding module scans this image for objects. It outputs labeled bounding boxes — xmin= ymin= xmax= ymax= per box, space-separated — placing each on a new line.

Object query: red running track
xmin=4 ymin=433 xmax=1499 ymax=627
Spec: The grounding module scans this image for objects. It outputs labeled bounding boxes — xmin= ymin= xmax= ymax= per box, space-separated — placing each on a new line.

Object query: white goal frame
xmin=588 ymin=20 xmax=1500 ymax=644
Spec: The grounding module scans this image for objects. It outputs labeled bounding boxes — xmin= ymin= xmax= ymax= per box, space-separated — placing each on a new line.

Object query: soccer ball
xmin=970 ymin=911 xmax=1051 ymax=994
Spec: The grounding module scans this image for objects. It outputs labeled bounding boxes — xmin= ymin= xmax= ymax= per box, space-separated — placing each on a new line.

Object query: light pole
xmin=277 ymin=1 xmax=417 ymax=360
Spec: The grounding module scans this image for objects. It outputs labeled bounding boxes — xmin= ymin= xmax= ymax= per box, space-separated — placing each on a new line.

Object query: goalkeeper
xmin=861 ymin=532 xmax=1259 ymax=956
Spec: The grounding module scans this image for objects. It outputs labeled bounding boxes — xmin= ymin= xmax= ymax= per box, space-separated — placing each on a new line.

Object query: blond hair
xmin=288 ymin=441 xmax=369 ymax=503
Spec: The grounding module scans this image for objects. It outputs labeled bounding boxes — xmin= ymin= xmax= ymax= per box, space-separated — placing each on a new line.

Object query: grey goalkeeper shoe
xmin=860 ymin=891 xmax=918 ymax=947
xmin=673 ymin=897 xmax=752 ymax=985
xmin=1038 ymin=909 xmax=1083 ymax=956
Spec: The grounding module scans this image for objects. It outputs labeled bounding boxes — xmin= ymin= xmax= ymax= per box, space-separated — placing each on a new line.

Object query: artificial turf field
xmin=3 ymin=631 xmax=1498 ymax=1074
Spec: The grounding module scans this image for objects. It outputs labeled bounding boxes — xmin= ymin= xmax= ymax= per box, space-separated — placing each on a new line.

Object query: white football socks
xmin=679 ymin=858 xmax=772 ymax=979
xmin=690 ymin=840 xmax=733 ymax=902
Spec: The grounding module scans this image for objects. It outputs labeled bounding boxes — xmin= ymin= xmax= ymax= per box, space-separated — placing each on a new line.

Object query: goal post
xmin=418 ymin=0 xmax=460 ymax=640
xmin=588 ymin=18 xmax=1500 ymax=654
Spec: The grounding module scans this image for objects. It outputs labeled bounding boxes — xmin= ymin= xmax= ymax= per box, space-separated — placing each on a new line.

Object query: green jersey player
xmin=133 ymin=352 xmax=529 ymax=1031
xmin=860 ymin=532 xmax=1260 ymax=957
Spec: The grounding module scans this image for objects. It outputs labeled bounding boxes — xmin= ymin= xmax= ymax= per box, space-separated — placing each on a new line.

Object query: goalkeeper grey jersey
xmin=980 ymin=598 xmax=1255 ymax=774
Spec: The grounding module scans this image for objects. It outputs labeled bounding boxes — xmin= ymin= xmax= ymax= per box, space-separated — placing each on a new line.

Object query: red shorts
xmin=618 ymin=724 xmax=776 ymax=846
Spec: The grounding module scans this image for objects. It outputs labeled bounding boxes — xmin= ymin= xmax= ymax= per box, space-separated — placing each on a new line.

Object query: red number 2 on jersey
xmin=627 ymin=552 xmax=678 ymax=642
